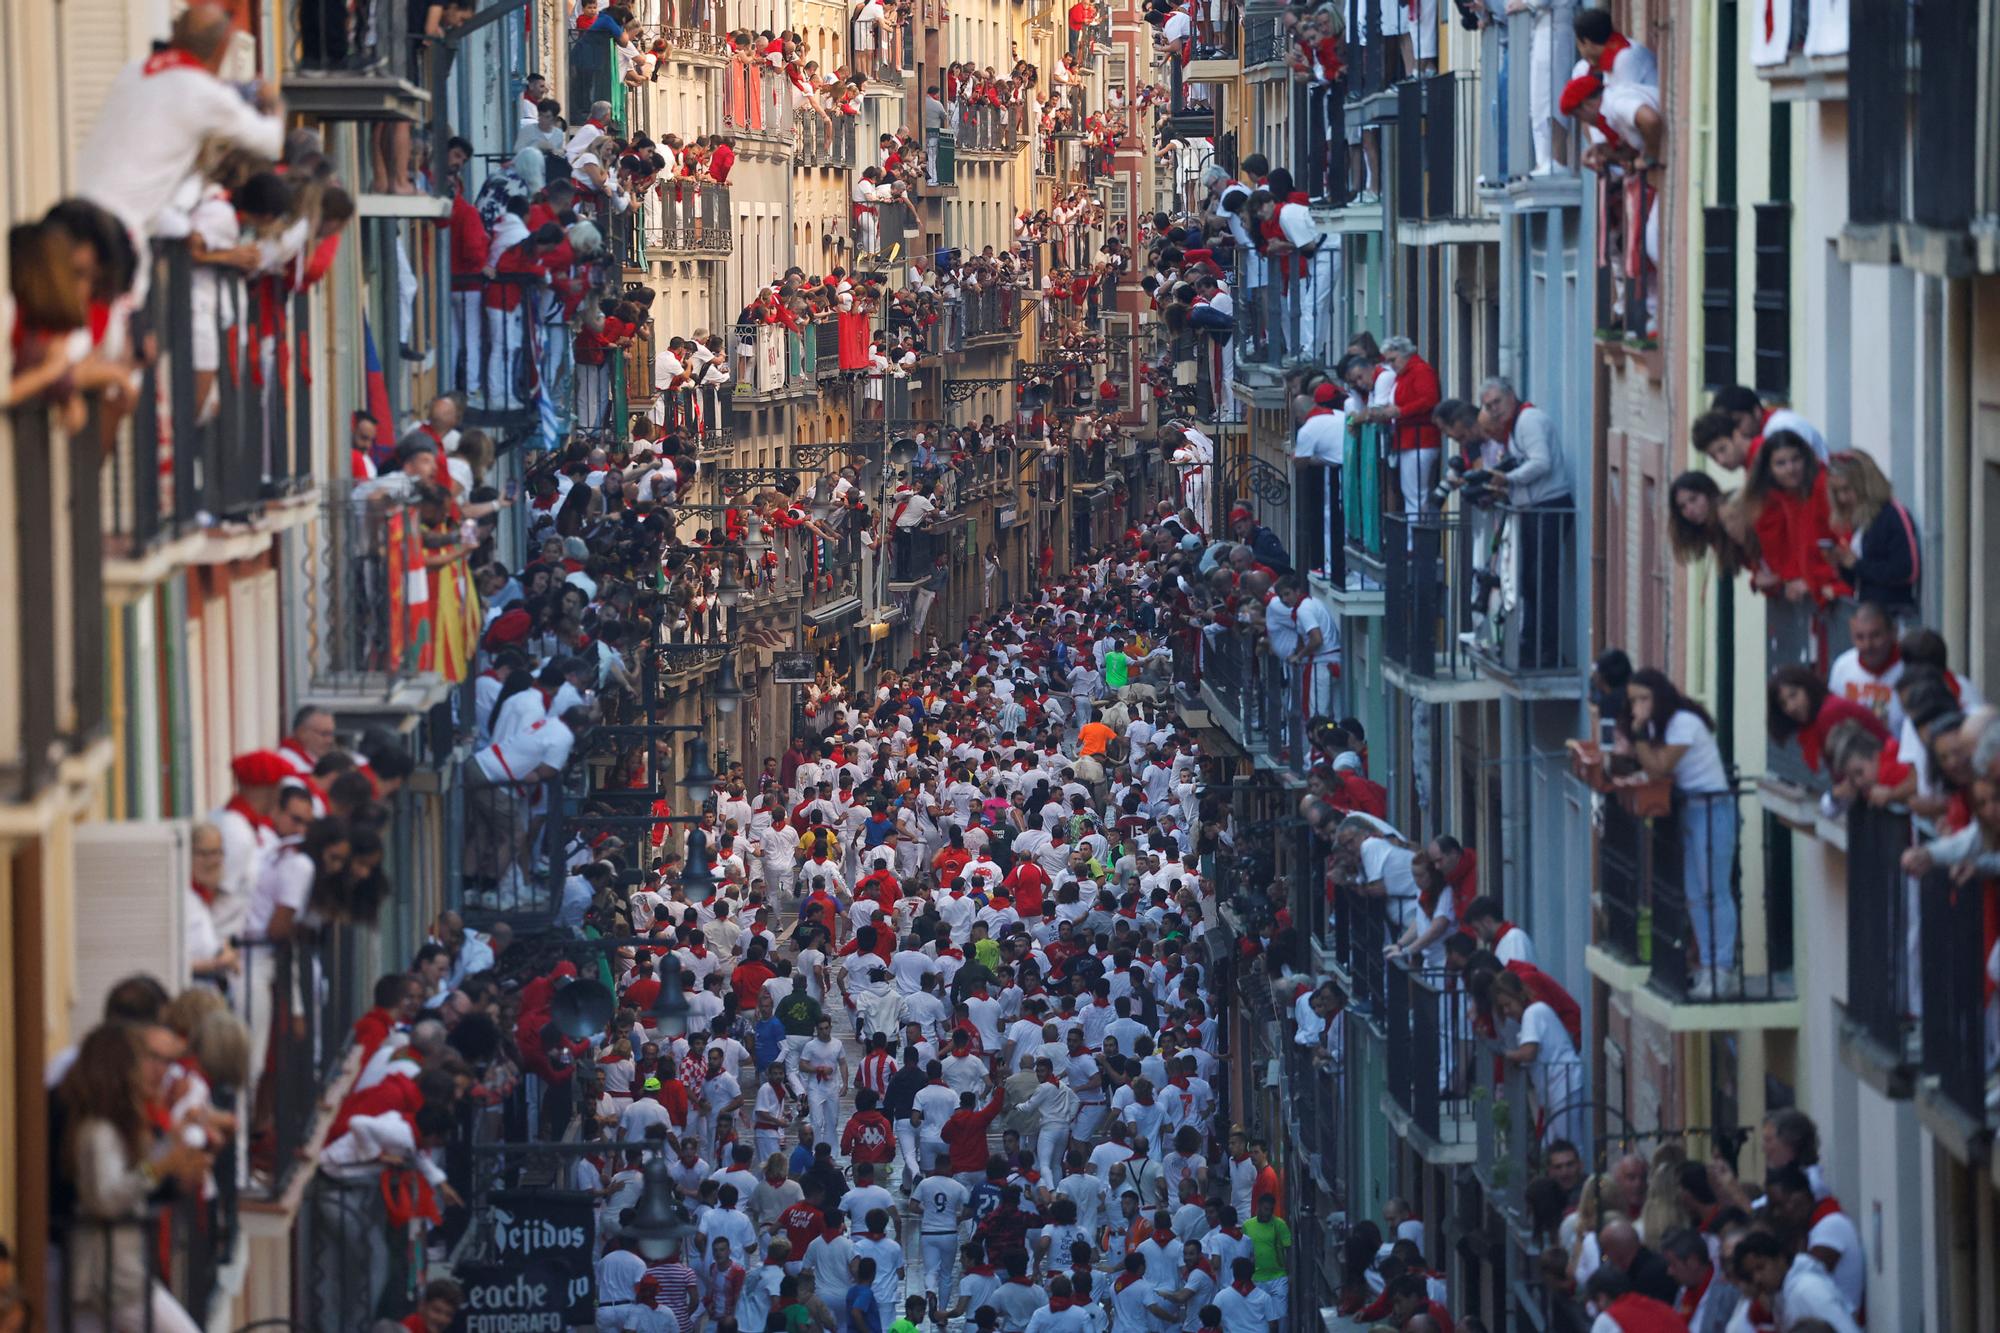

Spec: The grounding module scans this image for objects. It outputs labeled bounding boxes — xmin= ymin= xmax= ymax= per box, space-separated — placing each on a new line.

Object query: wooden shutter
xmin=59 ymin=0 xmax=146 ymax=192
xmin=70 ymin=821 xmax=191 ymax=1038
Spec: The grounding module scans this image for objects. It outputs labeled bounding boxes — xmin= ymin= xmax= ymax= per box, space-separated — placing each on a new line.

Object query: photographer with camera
xmin=1479 ymin=380 xmax=1574 ymax=670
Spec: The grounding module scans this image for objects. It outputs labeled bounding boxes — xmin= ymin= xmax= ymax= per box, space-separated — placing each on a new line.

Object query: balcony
xmin=961 ymin=286 xmax=1026 ymax=349
xmin=1382 ymin=962 xmax=1477 ymax=1162
xmin=639 ymin=184 xmax=734 ymax=257
xmin=1595 ymin=176 xmax=1658 ymax=346
xmin=660 ymin=20 xmax=731 ymax=65
xmin=2 ymin=404 xmax=109 ymax=803
xmin=106 ymin=239 xmax=318 ymax=565
xmin=1914 ymin=862 xmax=1998 ymax=1158
xmin=238 ymin=927 xmax=368 ymax=1198
xmin=1327 ymin=882 xmax=1391 ymax=1016
xmin=1198 ymin=628 xmax=1316 ymax=775
xmin=1753 ymin=0 xmax=1848 ymax=101
xmin=283 ymin=0 xmax=430 ymax=120
xmin=1165 ymin=61 xmax=1218 ymax=140
xmin=1394 ymin=72 xmax=1496 ymax=245
xmin=1227 ymin=248 xmax=1337 ymax=391
xmin=1476 ymin=13 xmax=1585 ymax=211
xmin=956 ymin=103 xmax=1024 ymax=156
xmin=1838 ymin=804 xmax=1919 ymax=1097
xmin=1459 ymin=503 xmax=1581 ymax=698
xmin=731 ymin=322 xmax=824 ymax=403
xmin=302 ymin=485 xmax=464 ymax=704
xmin=451 ymin=274 xmax=544 ymax=434
xmin=799 ymin=114 xmax=860 ymax=169
xmin=52 ymin=1194 xmax=237 ymax=1333
xmin=1841 ymin=0 xmax=1987 ymax=275
xmin=1590 ymin=785 xmax=1801 ymax=1025
xmin=722 ymin=63 xmax=798 ymax=146
xmin=1242 ymin=6 xmax=1289 ymax=71
xmin=1380 ymin=509 xmax=1503 ymax=702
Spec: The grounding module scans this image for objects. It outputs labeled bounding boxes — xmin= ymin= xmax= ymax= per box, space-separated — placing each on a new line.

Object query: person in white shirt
xmin=1727 ymin=1230 xmax=1860 ymax=1333
xmin=1766 ymin=1166 xmax=1865 ymax=1319
xmin=914 ymin=1161 xmax=970 ymax=1303
xmin=78 ymin=6 xmax=286 ymax=273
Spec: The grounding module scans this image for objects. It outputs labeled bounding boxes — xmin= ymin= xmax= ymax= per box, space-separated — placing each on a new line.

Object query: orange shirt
xmin=1077 ymin=721 xmax=1117 ymax=756
xmin=1253 ymin=1165 xmax=1283 ymax=1217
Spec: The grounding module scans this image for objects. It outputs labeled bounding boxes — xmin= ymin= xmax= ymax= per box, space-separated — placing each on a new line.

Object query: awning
xmin=805 ymin=596 xmax=863 ymax=627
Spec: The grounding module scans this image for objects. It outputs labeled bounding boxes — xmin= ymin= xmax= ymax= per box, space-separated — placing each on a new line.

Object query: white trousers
xmin=806 ymin=1082 xmax=841 ymax=1149
xmin=1035 ymin=1121 xmax=1073 ymax=1180
xmin=920 ymin=1233 xmax=959 ymax=1301
xmin=454 ymin=291 xmax=484 ymax=397
xmin=1295 ymin=247 xmax=1335 ymax=365
xmin=1399 ymin=447 xmax=1439 ymax=525
xmin=1529 ymin=12 xmax=1558 ymax=173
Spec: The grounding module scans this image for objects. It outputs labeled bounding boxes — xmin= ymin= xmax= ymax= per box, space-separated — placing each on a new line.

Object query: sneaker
xmin=1687 ymin=973 xmax=1715 ymax=1001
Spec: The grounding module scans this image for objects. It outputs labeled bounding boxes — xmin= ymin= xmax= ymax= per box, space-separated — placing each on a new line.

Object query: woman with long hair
xmin=1620 ymin=668 xmax=1738 ymax=996
xmin=1767 ymin=662 xmax=1890 ymax=775
xmin=60 ymin=1025 xmax=211 ymax=1333
xmin=1666 ymin=471 xmax=1758 ymax=575
xmin=1744 ymin=429 xmax=1841 ymax=602
xmin=1825 ymin=449 xmax=1920 ymax=611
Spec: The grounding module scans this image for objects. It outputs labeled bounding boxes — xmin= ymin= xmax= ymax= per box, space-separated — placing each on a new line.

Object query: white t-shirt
xmin=1662 ymin=709 xmax=1731 ymax=794
xmin=1520 ymin=1001 xmax=1577 ymax=1064
xmin=1827 ymin=649 xmax=1906 ymax=735
xmin=246 ymin=842 xmax=313 ymax=936
xmin=1807 ymin=1207 xmax=1867 ymax=1317
xmin=1600 ymin=80 xmax=1660 ymax=153
xmin=915 ymin=1174 xmax=970 ymax=1233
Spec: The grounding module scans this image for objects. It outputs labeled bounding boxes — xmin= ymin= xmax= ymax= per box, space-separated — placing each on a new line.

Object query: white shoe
xmin=1687 ymin=974 xmax=1715 ymax=1001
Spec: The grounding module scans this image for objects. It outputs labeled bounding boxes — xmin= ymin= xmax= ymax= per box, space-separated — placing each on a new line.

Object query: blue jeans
xmin=1681 ymin=793 xmax=1739 ymax=973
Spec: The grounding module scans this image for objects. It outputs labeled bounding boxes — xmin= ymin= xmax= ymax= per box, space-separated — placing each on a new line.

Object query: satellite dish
xmin=550 ymin=979 xmax=616 ymax=1040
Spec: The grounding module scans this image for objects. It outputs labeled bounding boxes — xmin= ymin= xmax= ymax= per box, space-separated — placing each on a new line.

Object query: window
xmin=1700 ymin=206 xmax=1737 ymax=391
xmin=1751 ymin=203 xmax=1791 ymax=397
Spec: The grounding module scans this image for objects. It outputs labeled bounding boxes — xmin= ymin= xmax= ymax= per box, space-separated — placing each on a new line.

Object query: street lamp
xmin=741 ymin=513 xmax=769 ymax=558
xmin=625 ymin=1155 xmax=697 ymax=1260
xmin=649 ymin=959 xmax=691 ymax=1040
xmin=713 ymin=654 xmax=746 ymax=715
xmin=677 ymin=737 xmax=716 ymax=806
xmin=715 ymin=556 xmax=743 ymax=610
xmin=681 ymin=828 xmax=717 ymax=904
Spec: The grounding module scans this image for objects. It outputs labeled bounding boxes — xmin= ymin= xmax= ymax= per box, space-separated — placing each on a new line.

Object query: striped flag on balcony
xmin=363 ymin=318 xmax=395 ymax=468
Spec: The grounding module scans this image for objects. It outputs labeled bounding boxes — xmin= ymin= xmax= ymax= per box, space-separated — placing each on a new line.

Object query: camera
xmin=1430 ymin=455 xmax=1470 ymax=506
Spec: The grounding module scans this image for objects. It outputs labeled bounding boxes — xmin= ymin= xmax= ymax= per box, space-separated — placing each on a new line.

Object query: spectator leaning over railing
xmin=1477 ymin=377 xmax=1573 ymax=667
xmin=1665 ymin=470 xmax=1760 ymax=577
xmin=1825 ymin=449 xmax=1920 ymax=613
xmin=76 ymin=4 xmax=285 ymax=290
xmin=1745 ymin=429 xmax=1843 ymax=604
xmin=1613 ymin=669 xmax=1739 ymax=998
xmin=57 ymin=1023 xmax=216 ymax=1333
xmin=1767 ymin=663 xmax=1890 ymax=779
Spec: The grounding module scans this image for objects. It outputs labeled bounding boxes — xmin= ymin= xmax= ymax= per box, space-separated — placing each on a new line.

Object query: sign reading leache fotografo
xmin=447 ymin=1262 xmax=572 ymax=1333
xmin=458 ymin=1190 xmax=597 ymax=1330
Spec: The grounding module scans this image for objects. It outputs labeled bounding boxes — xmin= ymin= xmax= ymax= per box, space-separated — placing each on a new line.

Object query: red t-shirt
xmin=1068 ymin=2 xmax=1091 ymax=28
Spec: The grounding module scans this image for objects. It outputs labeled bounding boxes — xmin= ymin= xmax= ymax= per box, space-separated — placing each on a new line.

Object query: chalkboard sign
xmin=449 ymin=1260 xmax=571 ymax=1333
xmin=486 ymin=1190 xmax=596 ymax=1325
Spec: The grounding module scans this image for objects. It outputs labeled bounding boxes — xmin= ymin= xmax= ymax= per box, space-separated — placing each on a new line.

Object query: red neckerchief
xmin=191 ymin=878 xmax=215 ymax=907
xmin=1675 ymin=1268 xmax=1712 ymax=1319
xmin=1113 ymin=1273 xmax=1141 ymax=1292
xmin=225 ymin=795 xmax=272 ymax=830
xmin=143 ymin=49 xmax=209 ymax=76
xmin=1231 ymin=1279 xmax=1255 ymax=1295
xmin=1597 ymin=32 xmax=1631 ymax=75
xmin=1809 ymin=1194 xmax=1844 ymax=1227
